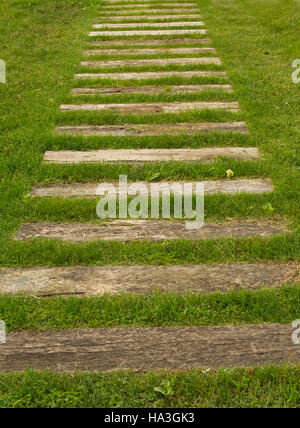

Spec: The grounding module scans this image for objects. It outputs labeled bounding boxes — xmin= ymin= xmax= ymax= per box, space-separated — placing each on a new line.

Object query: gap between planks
xmin=43 ymin=148 xmax=260 ymax=163
xmin=1 ymin=324 xmax=299 ymax=371
xmin=15 ymin=220 xmax=285 ymax=243
xmin=59 ymin=102 xmax=239 ymax=113
xmin=0 ymin=263 xmax=298 ymax=297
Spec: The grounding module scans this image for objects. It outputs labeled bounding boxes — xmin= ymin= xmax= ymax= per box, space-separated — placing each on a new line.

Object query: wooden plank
xmin=89 ymin=29 xmax=207 ymax=36
xmin=100 ymin=14 xmax=201 ymax=21
xmin=101 ymin=4 xmax=197 ymax=8
xmin=1 ymin=324 xmax=299 ymax=371
xmin=29 ymin=179 xmax=273 ymax=198
xmin=75 ymin=71 xmax=226 ymax=80
xmin=80 ymin=57 xmax=221 ymax=67
xmin=92 ymin=22 xmax=205 ymax=29
xmin=0 ymin=263 xmax=297 ymax=297
xmin=102 ymin=0 xmax=196 ymax=3
xmin=88 ymin=39 xmax=211 ymax=46
xmin=55 ymin=121 xmax=246 ymax=135
xmin=83 ymin=47 xmax=216 ymax=56
xmin=15 ymin=220 xmax=283 ymax=242
xmin=59 ymin=102 xmax=239 ymax=113
xmin=71 ymin=85 xmax=231 ymax=95
xmin=43 ymin=148 xmax=260 ymax=163
xmin=99 ymin=10 xmax=200 ymax=15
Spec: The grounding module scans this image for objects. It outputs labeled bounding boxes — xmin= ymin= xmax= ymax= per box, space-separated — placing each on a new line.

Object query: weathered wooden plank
xmin=1 ymin=324 xmax=299 ymax=371
xmin=71 ymin=85 xmax=231 ymax=95
xmin=100 ymin=14 xmax=201 ymax=21
xmin=80 ymin=57 xmax=221 ymax=68
xmin=88 ymin=38 xmax=211 ymax=46
xmin=60 ymin=102 xmax=239 ymax=113
xmin=0 ymin=263 xmax=297 ymax=297
xmin=15 ymin=220 xmax=283 ymax=242
xmin=101 ymin=3 xmax=197 ymax=8
xmin=102 ymin=0 xmax=196 ymax=3
xmin=29 ymin=179 xmax=273 ymax=199
xmin=75 ymin=70 xmax=226 ymax=80
xmin=89 ymin=29 xmax=207 ymax=36
xmin=55 ymin=121 xmax=245 ymax=136
xmin=83 ymin=47 xmax=216 ymax=56
xmin=43 ymin=148 xmax=260 ymax=163
xmin=99 ymin=10 xmax=200 ymax=15
xmin=92 ymin=21 xmax=205 ymax=29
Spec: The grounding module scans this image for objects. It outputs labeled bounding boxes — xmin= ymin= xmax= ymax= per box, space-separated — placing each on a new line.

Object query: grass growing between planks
xmin=0 ymin=0 xmax=299 ymax=408
xmin=0 ymin=366 xmax=299 ymax=408
xmin=0 ymin=287 xmax=300 ymax=332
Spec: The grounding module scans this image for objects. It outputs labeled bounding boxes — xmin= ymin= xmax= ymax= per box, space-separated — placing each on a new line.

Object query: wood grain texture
xmin=59 ymin=102 xmax=239 ymax=114
xmin=71 ymin=84 xmax=231 ymax=95
xmin=43 ymin=148 xmax=260 ymax=163
xmin=100 ymin=15 xmax=201 ymax=21
xmin=55 ymin=121 xmax=245 ymax=135
xmin=83 ymin=47 xmax=216 ymax=56
xmin=80 ymin=57 xmax=221 ymax=68
xmin=29 ymin=179 xmax=273 ymax=198
xmin=89 ymin=29 xmax=207 ymax=36
xmin=99 ymin=10 xmax=200 ymax=15
xmin=1 ymin=324 xmax=299 ymax=371
xmin=92 ymin=22 xmax=205 ymax=29
xmin=75 ymin=70 xmax=226 ymax=80
xmin=88 ymin=39 xmax=211 ymax=46
xmin=15 ymin=220 xmax=285 ymax=242
xmin=1 ymin=264 xmax=297 ymax=297
xmin=101 ymin=3 xmax=197 ymax=8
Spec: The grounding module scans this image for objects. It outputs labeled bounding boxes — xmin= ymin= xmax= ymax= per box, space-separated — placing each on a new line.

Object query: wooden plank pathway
xmin=5 ymin=0 xmax=294 ymax=374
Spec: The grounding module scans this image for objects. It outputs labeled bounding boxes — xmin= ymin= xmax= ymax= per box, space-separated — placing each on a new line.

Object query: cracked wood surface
xmin=0 ymin=324 xmax=299 ymax=372
xmin=15 ymin=220 xmax=285 ymax=242
xmin=0 ymin=264 xmax=298 ymax=297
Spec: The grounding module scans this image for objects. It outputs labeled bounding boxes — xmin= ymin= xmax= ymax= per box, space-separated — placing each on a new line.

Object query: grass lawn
xmin=0 ymin=0 xmax=299 ymax=408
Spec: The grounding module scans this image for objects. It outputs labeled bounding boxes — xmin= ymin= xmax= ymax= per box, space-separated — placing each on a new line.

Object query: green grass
xmin=0 ymin=366 xmax=299 ymax=408
xmin=0 ymin=0 xmax=299 ymax=408
xmin=1 ymin=287 xmax=299 ymax=332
